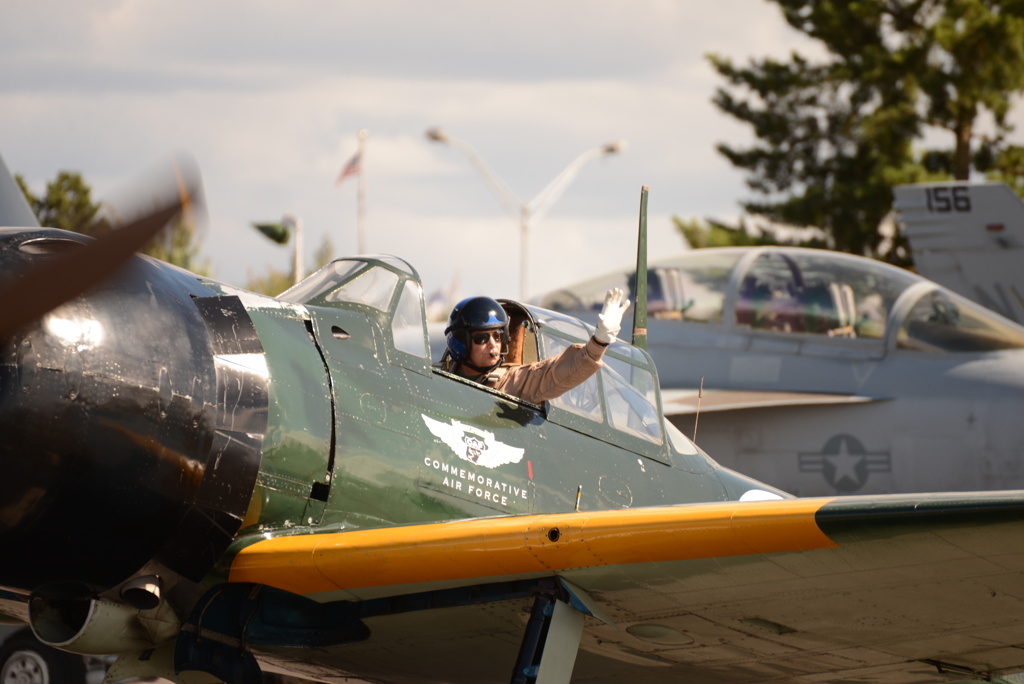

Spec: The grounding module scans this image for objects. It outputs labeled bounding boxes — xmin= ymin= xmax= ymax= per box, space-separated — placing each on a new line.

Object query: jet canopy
xmin=537 ymin=247 xmax=1024 ymax=354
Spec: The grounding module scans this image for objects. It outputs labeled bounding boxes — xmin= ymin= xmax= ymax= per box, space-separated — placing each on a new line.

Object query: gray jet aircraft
xmin=531 ymin=246 xmax=1024 ymax=496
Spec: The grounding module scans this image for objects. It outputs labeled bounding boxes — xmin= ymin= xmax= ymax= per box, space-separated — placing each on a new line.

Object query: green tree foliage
xmin=16 ymin=170 xmax=210 ymax=274
xmin=245 ymin=267 xmax=294 ymax=297
xmin=145 ymin=215 xmax=211 ymax=276
xmin=675 ymin=216 xmax=774 ymax=248
xmin=987 ymin=144 xmax=1024 ymax=195
xmin=708 ymin=0 xmax=1024 ymax=263
xmin=312 ymin=234 xmax=334 ymax=272
xmin=674 ymin=216 xmax=828 ymax=249
xmin=920 ymin=1 xmax=1024 ymax=179
xmin=16 ymin=171 xmax=100 ymax=234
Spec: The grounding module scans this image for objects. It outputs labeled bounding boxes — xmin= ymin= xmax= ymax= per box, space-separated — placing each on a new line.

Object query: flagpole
xmin=357 ymin=129 xmax=367 ymax=254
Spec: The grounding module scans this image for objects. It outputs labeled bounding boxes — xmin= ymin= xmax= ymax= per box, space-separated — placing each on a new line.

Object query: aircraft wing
xmin=226 ymin=492 xmax=1024 ymax=684
xmin=661 ymin=387 xmax=886 ymax=415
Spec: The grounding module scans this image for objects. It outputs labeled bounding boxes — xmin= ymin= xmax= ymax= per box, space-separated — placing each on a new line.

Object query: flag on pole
xmin=335 ymin=152 xmax=361 ymax=187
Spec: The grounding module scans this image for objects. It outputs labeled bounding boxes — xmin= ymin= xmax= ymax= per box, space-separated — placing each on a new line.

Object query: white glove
xmin=595 ymin=287 xmax=630 ymax=344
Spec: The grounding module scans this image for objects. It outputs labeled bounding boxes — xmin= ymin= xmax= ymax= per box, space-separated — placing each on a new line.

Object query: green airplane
xmin=3 ymin=163 xmax=1024 ymax=684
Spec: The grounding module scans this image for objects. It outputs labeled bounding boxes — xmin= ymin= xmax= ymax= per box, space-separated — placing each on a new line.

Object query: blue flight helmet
xmin=445 ymin=296 xmax=510 ymax=367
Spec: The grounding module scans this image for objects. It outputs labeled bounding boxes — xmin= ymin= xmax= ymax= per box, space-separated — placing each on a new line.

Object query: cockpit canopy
xmin=279 ymin=256 xmax=430 ymax=358
xmin=523 ymin=305 xmax=665 ymax=446
xmin=536 ymin=247 xmax=1024 ymax=354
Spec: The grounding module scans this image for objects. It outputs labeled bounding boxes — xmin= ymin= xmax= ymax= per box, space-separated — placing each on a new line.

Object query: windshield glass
xmin=539 ymin=328 xmax=663 ymax=442
xmin=533 ymin=307 xmax=594 ymax=341
xmin=607 ymin=340 xmax=648 ymax=364
xmin=736 ymin=251 xmax=919 ymax=339
xmin=897 ymin=289 xmax=1024 ymax=352
xmin=536 ymin=272 xmax=628 ymax=313
xmin=536 ymin=251 xmax=740 ymax=324
xmin=392 ymin=279 xmax=428 ymax=357
xmin=278 ymin=260 xmax=366 ymax=304
xmin=604 ymin=356 xmax=657 ymax=406
xmin=603 ymin=357 xmax=662 ymax=444
xmin=361 ymin=254 xmax=416 ymax=276
xmin=542 ymin=333 xmax=603 ymax=421
xmin=326 ymin=266 xmax=400 ymax=312
xmin=603 ymin=370 xmax=662 ymax=444
xmin=641 ymin=252 xmax=740 ymax=322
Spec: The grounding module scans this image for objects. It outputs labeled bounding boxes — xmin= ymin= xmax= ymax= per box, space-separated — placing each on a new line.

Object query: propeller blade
xmin=0 ymin=156 xmax=203 ymax=339
xmin=0 ymin=153 xmax=40 ymax=228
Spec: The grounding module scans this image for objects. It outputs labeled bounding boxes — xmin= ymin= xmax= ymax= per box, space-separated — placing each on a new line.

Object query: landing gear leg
xmin=510 ymin=590 xmax=584 ymax=684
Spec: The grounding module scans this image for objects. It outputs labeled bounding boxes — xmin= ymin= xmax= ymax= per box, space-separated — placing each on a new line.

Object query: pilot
xmin=443 ymin=288 xmax=630 ymax=405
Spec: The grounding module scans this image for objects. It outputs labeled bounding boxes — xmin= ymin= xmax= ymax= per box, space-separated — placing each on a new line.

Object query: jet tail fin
xmin=0 ymin=153 xmax=40 ymax=228
xmin=893 ymin=181 xmax=1024 ymax=324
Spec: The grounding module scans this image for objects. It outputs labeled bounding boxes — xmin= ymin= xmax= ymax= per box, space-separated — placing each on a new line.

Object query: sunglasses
xmin=470 ymin=331 xmax=503 ymax=345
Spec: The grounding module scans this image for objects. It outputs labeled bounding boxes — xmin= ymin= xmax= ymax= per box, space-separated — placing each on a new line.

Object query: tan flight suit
xmin=460 ymin=337 xmax=609 ymax=405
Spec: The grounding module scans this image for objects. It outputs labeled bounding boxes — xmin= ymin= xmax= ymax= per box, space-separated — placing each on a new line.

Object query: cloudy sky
xmin=2 ymin=1 xmax=824 ymax=302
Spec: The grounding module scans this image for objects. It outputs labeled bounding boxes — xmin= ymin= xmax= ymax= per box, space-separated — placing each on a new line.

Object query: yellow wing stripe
xmin=229 ymin=498 xmax=837 ymax=595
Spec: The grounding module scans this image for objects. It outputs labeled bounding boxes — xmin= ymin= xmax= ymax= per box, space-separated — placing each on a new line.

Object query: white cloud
xmin=0 ymin=0 xmax=887 ymax=301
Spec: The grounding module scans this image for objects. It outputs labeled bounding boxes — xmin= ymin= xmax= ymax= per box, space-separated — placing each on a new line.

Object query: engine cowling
xmin=0 ymin=228 xmax=266 ymax=601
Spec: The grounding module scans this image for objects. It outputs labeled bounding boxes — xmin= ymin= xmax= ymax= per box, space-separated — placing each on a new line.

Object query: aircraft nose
xmin=0 ymin=229 xmax=265 ymax=597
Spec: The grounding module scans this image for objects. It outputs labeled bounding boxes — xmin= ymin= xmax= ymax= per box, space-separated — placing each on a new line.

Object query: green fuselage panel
xmin=237 ymin=303 xmax=731 ymax=538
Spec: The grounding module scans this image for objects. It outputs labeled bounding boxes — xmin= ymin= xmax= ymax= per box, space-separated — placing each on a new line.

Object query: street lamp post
xmin=426 ymin=128 xmax=626 ymax=300
xmin=284 ymin=214 xmax=303 ymax=286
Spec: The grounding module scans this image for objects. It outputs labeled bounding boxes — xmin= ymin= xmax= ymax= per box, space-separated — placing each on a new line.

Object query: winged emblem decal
xmin=422 ymin=415 xmax=525 ymax=469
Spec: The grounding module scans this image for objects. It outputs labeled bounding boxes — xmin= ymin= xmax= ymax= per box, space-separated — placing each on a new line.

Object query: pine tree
xmin=16 ymin=170 xmax=210 ymax=274
xmin=709 ymin=0 xmax=1024 ymax=263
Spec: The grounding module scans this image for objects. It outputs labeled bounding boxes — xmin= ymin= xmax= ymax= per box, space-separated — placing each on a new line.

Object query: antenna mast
xmin=692 ymin=377 xmax=704 ymax=443
xmin=632 ymin=186 xmax=649 ymax=350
